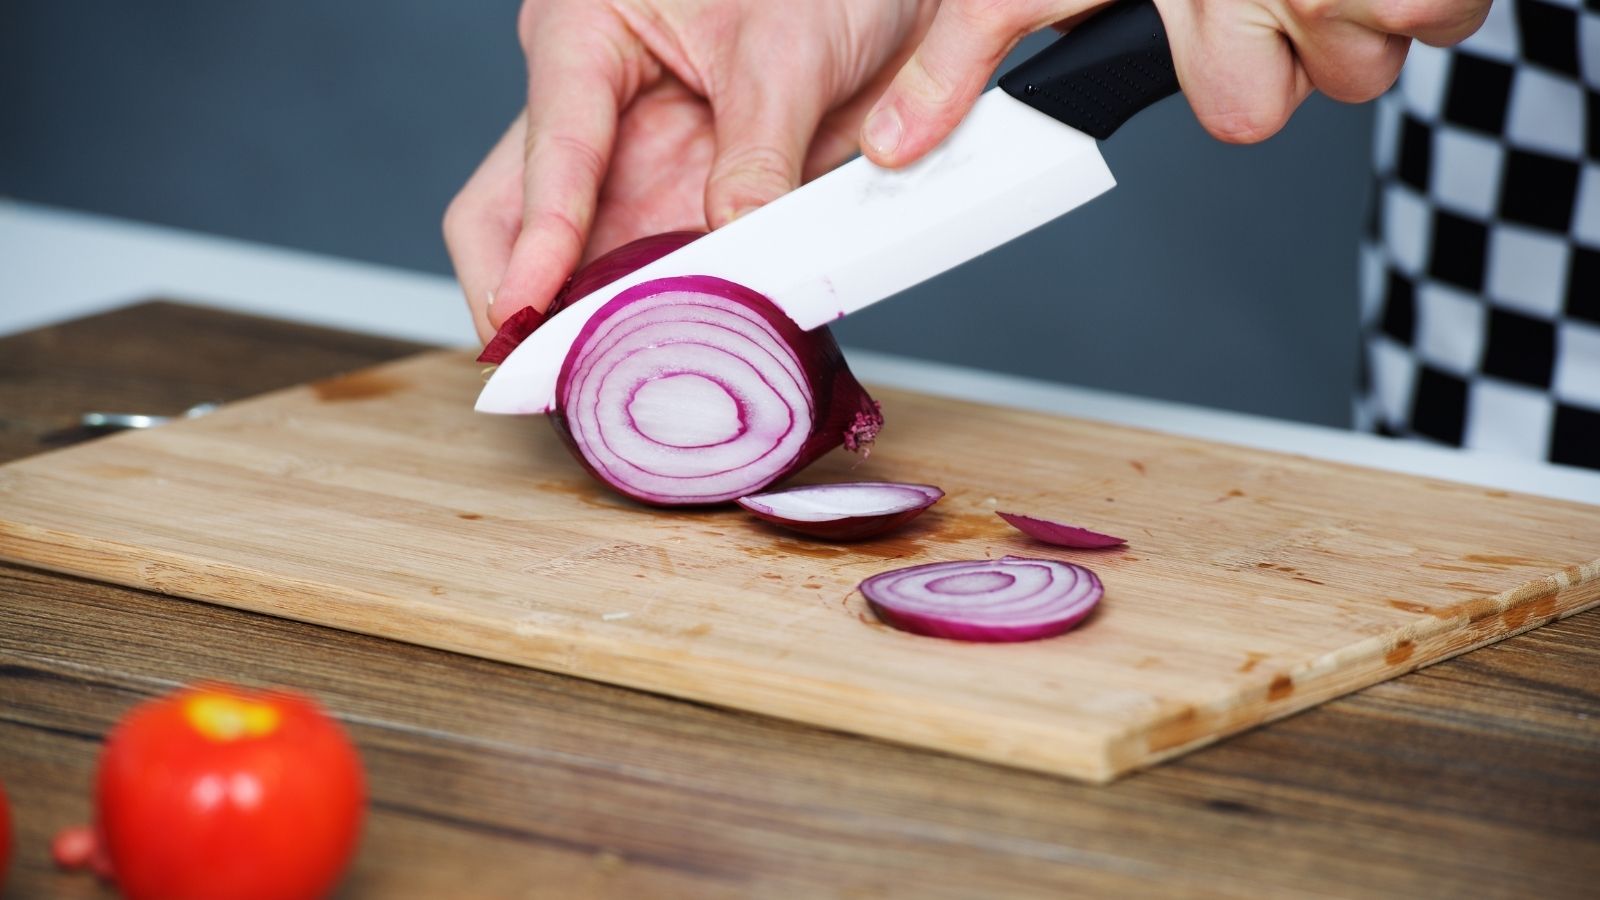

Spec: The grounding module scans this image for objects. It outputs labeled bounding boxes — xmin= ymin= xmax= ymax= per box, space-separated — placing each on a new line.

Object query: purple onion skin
xmin=741 ymin=504 xmax=928 ymax=541
xmin=555 ymin=230 xmax=702 ymax=317
xmin=476 ymin=231 xmax=701 ymax=365
xmin=867 ymin=596 xmax=1100 ymax=643
xmin=996 ymin=511 xmax=1127 ymax=549
xmin=542 ymin=237 xmax=880 ymax=507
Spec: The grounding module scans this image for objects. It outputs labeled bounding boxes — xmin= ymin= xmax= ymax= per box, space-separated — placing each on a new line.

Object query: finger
xmin=803 ymin=34 xmax=923 ymax=182
xmin=493 ymin=14 xmax=639 ymax=329
xmin=1325 ymin=0 xmax=1490 ymax=47
xmin=443 ymin=115 xmax=527 ymax=343
xmin=704 ymin=68 xmax=827 ymax=227
xmin=1284 ymin=11 xmax=1410 ymax=103
xmin=860 ymin=0 xmax=1098 ymax=168
xmin=1157 ymin=0 xmax=1313 ymax=144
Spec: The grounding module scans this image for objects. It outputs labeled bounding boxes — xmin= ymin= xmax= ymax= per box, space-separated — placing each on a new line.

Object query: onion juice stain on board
xmin=1385 ymin=639 xmax=1416 ymax=666
xmin=1504 ymin=594 xmax=1560 ymax=631
xmin=311 ymin=370 xmax=405 ymax=402
xmin=1388 ymin=598 xmax=1432 ymax=615
xmin=1461 ymin=554 xmax=1542 ymax=568
xmin=1267 ymin=675 xmax=1294 ymax=701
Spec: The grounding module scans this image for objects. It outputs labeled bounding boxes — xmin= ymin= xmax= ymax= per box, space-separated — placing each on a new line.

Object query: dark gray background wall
xmin=1 ymin=2 xmax=1374 ymax=427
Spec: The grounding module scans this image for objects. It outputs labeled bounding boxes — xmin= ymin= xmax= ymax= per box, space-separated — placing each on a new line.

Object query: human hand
xmin=444 ymin=0 xmax=939 ymax=342
xmin=859 ymin=0 xmax=1492 ymax=167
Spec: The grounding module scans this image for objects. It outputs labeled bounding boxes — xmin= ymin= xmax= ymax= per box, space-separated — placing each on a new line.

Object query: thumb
xmin=861 ymin=0 xmax=1090 ymax=168
xmin=704 ymin=84 xmax=824 ymax=229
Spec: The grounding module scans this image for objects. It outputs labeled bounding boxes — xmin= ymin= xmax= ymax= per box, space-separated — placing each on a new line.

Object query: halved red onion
xmin=996 ymin=511 xmax=1127 ymax=549
xmin=861 ymin=556 xmax=1103 ymax=642
xmin=737 ymin=482 xmax=943 ymax=540
xmin=553 ymin=275 xmax=881 ymax=506
xmin=478 ymin=232 xmax=882 ymax=506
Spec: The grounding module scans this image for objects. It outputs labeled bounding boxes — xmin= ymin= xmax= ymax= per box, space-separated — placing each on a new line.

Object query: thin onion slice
xmin=737 ymin=482 xmax=943 ymax=540
xmin=996 ymin=511 xmax=1127 ymax=548
xmin=476 ymin=305 xmax=545 ymax=365
xmin=552 ymin=273 xmax=881 ymax=506
xmin=860 ymin=556 xmax=1103 ymax=642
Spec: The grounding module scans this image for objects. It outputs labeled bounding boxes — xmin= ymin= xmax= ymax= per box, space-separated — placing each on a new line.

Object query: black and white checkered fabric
xmin=1359 ymin=0 xmax=1600 ymax=470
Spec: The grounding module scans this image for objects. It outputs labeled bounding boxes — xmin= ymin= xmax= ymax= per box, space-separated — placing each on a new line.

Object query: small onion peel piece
xmin=737 ymin=482 xmax=943 ymax=540
xmin=860 ymin=556 xmax=1103 ymax=642
xmin=996 ymin=511 xmax=1126 ymax=549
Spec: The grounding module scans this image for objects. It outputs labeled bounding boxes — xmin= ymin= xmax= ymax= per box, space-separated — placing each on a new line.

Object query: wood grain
xmin=2 ymin=303 xmax=1596 ymax=898
xmin=2 ymin=325 xmax=1596 ymax=782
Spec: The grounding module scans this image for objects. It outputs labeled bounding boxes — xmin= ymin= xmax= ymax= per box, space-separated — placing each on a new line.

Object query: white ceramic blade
xmin=477 ymin=88 xmax=1114 ymax=415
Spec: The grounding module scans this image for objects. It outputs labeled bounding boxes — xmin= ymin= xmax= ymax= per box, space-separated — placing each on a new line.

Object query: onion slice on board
xmin=860 ymin=556 xmax=1103 ymax=642
xmin=737 ymin=482 xmax=943 ymax=540
xmin=996 ymin=511 xmax=1126 ymax=548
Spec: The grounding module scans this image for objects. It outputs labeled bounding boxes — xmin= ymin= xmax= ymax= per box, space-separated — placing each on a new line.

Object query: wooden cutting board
xmin=2 ymin=350 xmax=1596 ymax=781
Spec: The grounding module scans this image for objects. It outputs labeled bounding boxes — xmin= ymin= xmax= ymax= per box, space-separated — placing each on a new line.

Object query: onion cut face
xmin=737 ymin=482 xmax=943 ymax=540
xmin=553 ymin=274 xmax=881 ymax=506
xmin=860 ymin=556 xmax=1103 ymax=642
xmin=996 ymin=511 xmax=1127 ymax=548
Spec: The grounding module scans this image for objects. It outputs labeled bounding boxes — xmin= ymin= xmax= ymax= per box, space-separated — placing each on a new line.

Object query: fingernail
xmin=485 ymin=289 xmax=496 ymax=309
xmin=863 ymin=105 xmax=903 ymax=159
xmin=726 ymin=204 xmax=756 ymax=225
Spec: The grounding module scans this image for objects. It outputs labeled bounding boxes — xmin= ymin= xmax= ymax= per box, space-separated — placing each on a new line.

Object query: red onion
xmin=860 ymin=556 xmax=1103 ymax=642
xmin=480 ymin=233 xmax=882 ymax=506
xmin=737 ymin=482 xmax=943 ymax=540
xmin=996 ymin=511 xmax=1126 ymax=548
xmin=553 ymin=277 xmax=880 ymax=506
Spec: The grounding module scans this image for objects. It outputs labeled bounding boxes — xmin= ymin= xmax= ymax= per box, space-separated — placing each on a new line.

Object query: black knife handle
xmin=998 ymin=0 xmax=1179 ymax=140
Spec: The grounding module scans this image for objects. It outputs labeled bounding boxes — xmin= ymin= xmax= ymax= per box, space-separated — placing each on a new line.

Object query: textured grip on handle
xmin=998 ymin=0 xmax=1179 ymax=140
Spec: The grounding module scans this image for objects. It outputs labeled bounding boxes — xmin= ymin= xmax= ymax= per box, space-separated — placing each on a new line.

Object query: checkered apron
xmin=1359 ymin=0 xmax=1599 ymax=470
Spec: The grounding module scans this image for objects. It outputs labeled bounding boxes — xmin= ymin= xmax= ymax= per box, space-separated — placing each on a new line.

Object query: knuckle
xmin=527 ymin=207 xmax=585 ymax=252
xmin=711 ymin=143 xmax=797 ymax=208
xmin=952 ymin=0 xmax=1020 ymax=21
xmin=533 ymin=131 xmax=608 ymax=187
xmin=441 ymin=192 xmax=471 ymax=241
xmin=1286 ymin=0 xmax=1341 ymax=22
xmin=1369 ymin=0 xmax=1447 ymax=35
xmin=515 ymin=0 xmax=548 ymax=51
xmin=952 ymin=0 xmax=1054 ymax=29
xmin=1335 ymin=68 xmax=1402 ymax=102
xmin=1315 ymin=38 xmax=1406 ymax=101
xmin=903 ymin=48 xmax=986 ymax=110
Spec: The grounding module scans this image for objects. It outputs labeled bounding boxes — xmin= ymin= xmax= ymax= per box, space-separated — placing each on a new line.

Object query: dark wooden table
xmin=3 ymin=302 xmax=1596 ymax=899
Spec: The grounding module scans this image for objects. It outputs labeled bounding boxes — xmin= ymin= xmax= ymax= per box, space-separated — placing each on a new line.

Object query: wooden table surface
xmin=2 ymin=302 xmax=1596 ymax=899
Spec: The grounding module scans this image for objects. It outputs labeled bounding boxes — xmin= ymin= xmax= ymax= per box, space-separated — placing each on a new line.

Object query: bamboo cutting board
xmin=2 ymin=350 xmax=1596 ymax=781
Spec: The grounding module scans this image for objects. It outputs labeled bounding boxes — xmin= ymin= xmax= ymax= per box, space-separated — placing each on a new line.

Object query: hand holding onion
xmin=443 ymin=0 xmax=943 ymax=341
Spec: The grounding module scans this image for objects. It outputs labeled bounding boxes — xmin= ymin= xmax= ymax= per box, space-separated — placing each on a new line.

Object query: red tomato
xmin=96 ymin=683 xmax=365 ymax=900
xmin=1 ymin=779 xmax=12 ymax=890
